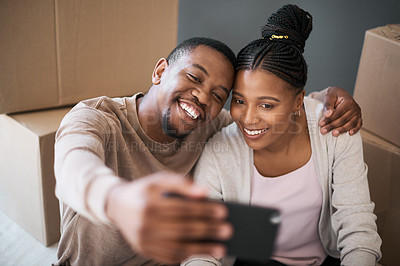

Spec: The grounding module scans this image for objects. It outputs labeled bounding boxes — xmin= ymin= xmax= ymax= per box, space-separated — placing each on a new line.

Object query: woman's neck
xmin=253 ymin=108 xmax=311 ymax=177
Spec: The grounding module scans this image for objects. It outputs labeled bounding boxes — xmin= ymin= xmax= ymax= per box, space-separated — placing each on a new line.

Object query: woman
xmin=183 ymin=4 xmax=381 ymax=266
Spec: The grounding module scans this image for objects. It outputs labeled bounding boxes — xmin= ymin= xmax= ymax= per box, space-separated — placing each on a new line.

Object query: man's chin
xmin=163 ymin=128 xmax=191 ymax=139
xmin=162 ymin=109 xmax=192 ymax=139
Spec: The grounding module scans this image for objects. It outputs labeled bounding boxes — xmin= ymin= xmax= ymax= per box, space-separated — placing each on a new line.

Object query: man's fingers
xmin=151 ymin=197 xmax=228 ymax=220
xmin=320 ymin=109 xmax=351 ymax=134
xmin=319 ymin=96 xmax=361 ymax=135
xmin=322 ymin=92 xmax=337 ymax=120
xmin=321 ymin=114 xmax=360 ymax=136
xmin=143 ymin=218 xmax=232 ymax=242
xmin=149 ymin=172 xmax=210 ymax=200
xmin=349 ymin=115 xmax=363 ymax=136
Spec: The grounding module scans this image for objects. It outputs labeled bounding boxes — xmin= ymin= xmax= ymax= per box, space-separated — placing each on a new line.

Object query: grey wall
xmin=178 ymin=0 xmax=400 ymax=100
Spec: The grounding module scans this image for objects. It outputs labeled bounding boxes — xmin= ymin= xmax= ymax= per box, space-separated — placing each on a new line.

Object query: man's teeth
xmin=179 ymin=102 xmax=199 ymax=119
xmin=244 ymin=128 xmax=267 ymax=136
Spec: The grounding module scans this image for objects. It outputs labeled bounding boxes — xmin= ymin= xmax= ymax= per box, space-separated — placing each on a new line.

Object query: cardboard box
xmin=354 ymin=24 xmax=400 ymax=147
xmin=0 ymin=107 xmax=71 ymax=246
xmin=361 ymin=129 xmax=400 ymax=265
xmin=0 ymin=0 xmax=178 ymax=114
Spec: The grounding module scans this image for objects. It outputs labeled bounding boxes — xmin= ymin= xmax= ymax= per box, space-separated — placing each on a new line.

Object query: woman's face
xmin=230 ymin=69 xmax=304 ymax=151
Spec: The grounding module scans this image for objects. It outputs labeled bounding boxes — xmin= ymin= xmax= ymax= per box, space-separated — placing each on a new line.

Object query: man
xmin=53 ymin=37 xmax=361 ymax=265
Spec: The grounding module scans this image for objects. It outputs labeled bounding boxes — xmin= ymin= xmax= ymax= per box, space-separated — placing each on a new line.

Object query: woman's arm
xmin=179 ymin=146 xmax=225 ymax=266
xmin=330 ymin=132 xmax=382 ymax=265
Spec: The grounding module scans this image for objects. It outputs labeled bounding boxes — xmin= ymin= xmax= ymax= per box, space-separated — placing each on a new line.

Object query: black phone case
xmin=223 ymin=202 xmax=281 ymax=263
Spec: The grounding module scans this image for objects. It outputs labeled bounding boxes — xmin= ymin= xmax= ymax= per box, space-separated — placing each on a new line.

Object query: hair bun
xmin=261 ymin=4 xmax=313 ymax=53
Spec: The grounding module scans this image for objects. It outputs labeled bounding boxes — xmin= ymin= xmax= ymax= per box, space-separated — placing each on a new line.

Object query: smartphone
xmin=223 ymin=201 xmax=281 ymax=263
xmin=164 ymin=192 xmax=281 ymax=263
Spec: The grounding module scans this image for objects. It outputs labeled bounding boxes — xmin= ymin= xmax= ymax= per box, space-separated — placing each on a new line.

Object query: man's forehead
xmin=186 ymin=45 xmax=222 ymax=59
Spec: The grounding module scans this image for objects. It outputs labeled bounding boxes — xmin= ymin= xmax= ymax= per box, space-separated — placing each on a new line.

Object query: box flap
xmin=369 ymin=24 xmax=400 ymax=44
xmin=10 ymin=107 xmax=71 ymax=137
xmin=361 ymin=129 xmax=400 ymax=155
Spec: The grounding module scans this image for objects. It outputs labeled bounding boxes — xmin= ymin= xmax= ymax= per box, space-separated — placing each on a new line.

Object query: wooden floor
xmin=0 ymin=210 xmax=58 ymax=266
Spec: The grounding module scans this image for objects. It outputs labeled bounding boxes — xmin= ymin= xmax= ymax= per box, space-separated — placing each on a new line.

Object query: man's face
xmin=156 ymin=45 xmax=235 ymax=139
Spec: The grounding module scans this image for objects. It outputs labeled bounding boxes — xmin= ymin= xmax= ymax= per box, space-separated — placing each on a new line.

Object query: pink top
xmin=251 ymin=156 xmax=327 ymax=265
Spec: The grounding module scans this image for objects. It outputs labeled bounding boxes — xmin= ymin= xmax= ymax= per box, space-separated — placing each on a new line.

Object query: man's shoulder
xmin=70 ymin=94 xmax=140 ymax=119
xmin=77 ymin=95 xmax=131 ymax=111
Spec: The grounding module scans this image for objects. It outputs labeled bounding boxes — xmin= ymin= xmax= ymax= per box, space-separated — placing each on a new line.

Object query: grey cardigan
xmin=185 ymin=97 xmax=381 ymax=266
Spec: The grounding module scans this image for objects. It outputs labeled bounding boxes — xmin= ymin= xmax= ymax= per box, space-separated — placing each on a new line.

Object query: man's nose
xmin=191 ymin=88 xmax=211 ymax=107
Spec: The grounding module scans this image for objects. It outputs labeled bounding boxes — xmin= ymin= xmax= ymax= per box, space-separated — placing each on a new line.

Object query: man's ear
xmin=152 ymin=58 xmax=168 ymax=85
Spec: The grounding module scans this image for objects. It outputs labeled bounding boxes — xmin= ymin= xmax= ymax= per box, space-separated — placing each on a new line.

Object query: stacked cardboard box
xmin=0 ymin=0 xmax=178 ymax=246
xmin=0 ymin=108 xmax=71 ymax=246
xmin=354 ymin=24 xmax=400 ymax=265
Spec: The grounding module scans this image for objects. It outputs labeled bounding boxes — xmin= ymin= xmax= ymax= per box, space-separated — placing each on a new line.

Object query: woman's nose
xmin=243 ymin=107 xmax=259 ymax=125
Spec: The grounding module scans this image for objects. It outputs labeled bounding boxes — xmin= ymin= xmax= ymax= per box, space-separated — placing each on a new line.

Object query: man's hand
xmin=317 ymin=87 xmax=362 ymax=136
xmin=105 ymin=172 xmax=232 ymax=264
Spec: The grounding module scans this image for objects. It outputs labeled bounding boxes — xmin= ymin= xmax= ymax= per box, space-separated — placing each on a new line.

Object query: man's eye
xmin=213 ymin=92 xmax=222 ymax=102
xmin=188 ymin=74 xmax=200 ymax=82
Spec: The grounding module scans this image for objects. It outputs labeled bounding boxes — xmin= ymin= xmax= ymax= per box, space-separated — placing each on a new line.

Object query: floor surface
xmin=0 ymin=210 xmax=58 ymax=266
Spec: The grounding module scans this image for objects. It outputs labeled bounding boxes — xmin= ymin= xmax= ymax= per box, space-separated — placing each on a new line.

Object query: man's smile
xmin=178 ymin=101 xmax=202 ymax=120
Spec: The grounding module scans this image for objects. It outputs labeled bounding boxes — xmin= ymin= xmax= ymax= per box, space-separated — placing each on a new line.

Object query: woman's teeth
xmin=179 ymin=102 xmax=200 ymax=119
xmin=244 ymin=128 xmax=267 ymax=136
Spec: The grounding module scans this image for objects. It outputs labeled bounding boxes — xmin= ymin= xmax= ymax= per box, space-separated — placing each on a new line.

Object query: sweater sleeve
xmin=180 ymin=134 xmax=227 ymax=266
xmin=54 ymin=105 xmax=123 ymax=223
xmin=330 ymin=132 xmax=382 ymax=265
xmin=193 ymin=135 xmax=225 ymax=201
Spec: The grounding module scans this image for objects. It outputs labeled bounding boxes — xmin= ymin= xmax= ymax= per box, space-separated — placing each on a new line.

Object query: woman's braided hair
xmin=237 ymin=4 xmax=313 ymax=93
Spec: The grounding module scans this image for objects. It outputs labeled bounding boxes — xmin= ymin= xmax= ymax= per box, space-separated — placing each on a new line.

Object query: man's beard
xmin=162 ymin=108 xmax=191 ymax=139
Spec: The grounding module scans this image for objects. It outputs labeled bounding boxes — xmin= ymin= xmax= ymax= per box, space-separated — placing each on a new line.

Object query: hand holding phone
xmin=164 ymin=192 xmax=281 ymax=263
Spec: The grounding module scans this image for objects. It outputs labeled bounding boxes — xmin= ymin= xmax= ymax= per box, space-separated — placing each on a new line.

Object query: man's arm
xmin=309 ymin=87 xmax=362 ymax=136
xmin=105 ymin=174 xmax=232 ymax=264
xmin=55 ymin=107 xmax=232 ymax=265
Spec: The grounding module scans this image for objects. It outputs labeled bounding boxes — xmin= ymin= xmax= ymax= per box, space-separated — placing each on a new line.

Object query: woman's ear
xmin=152 ymin=58 xmax=168 ymax=85
xmin=294 ymin=89 xmax=305 ymax=111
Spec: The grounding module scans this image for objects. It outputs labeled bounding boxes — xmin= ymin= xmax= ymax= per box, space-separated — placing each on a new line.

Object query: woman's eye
xmin=261 ymin=103 xmax=273 ymax=109
xmin=234 ymin=99 xmax=244 ymax=104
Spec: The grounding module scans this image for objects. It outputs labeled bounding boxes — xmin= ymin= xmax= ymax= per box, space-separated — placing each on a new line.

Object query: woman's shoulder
xmin=203 ymin=122 xmax=249 ymax=155
xmin=304 ymin=97 xmax=362 ymax=151
xmin=304 ymin=96 xmax=324 ymax=132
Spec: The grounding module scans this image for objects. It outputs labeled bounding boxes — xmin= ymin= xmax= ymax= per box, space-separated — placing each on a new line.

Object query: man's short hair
xmin=166 ymin=37 xmax=237 ymax=69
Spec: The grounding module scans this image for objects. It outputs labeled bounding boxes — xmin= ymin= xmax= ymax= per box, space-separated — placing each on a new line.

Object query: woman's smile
xmin=243 ymin=127 xmax=269 ymax=137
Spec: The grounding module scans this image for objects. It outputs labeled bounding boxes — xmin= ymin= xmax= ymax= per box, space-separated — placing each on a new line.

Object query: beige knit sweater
xmin=53 ymin=93 xmax=232 ymax=265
